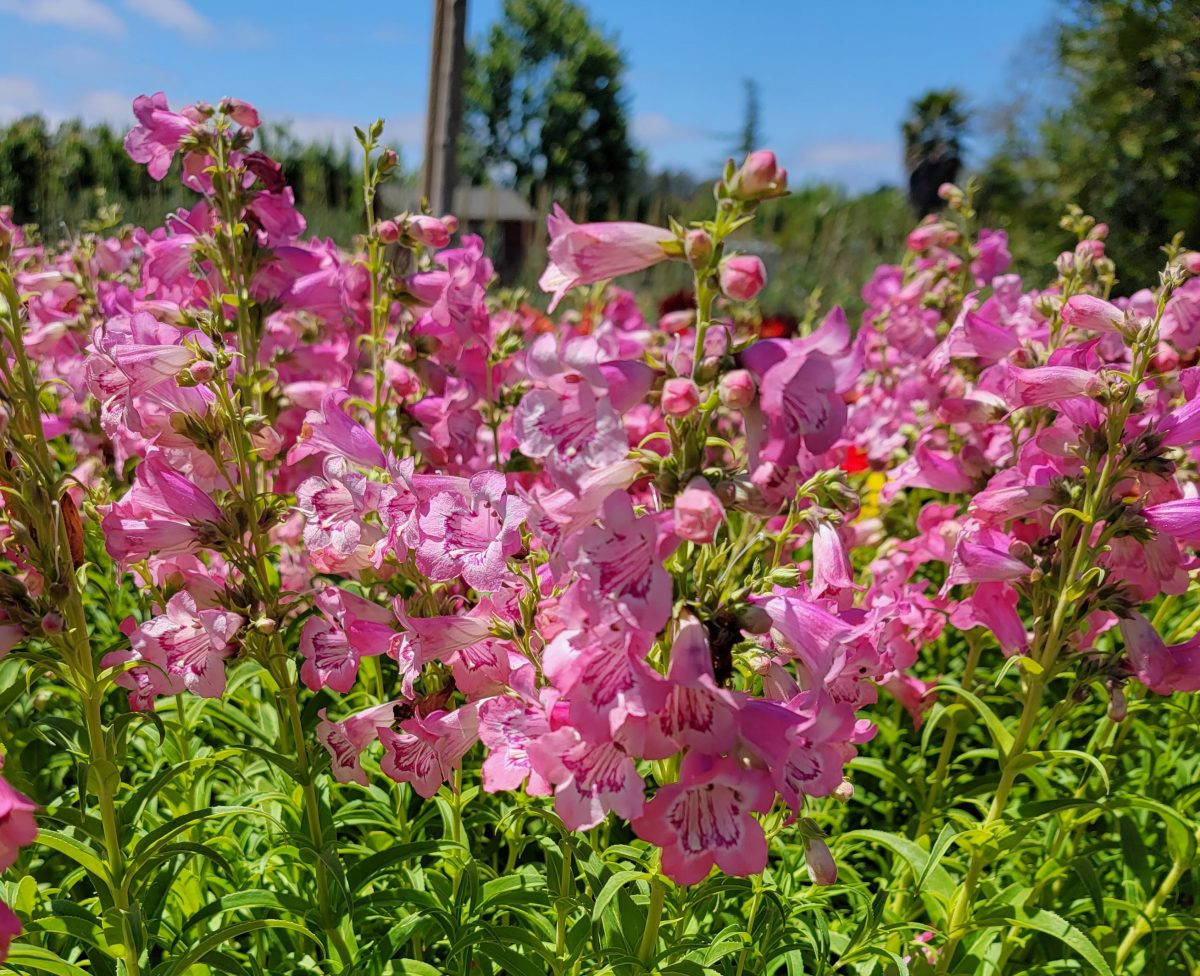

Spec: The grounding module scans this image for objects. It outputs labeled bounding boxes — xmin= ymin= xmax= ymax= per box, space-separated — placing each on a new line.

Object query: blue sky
xmin=0 ymin=0 xmax=1060 ymax=189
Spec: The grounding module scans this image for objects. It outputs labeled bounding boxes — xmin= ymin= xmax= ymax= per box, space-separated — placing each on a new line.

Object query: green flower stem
xmin=1115 ymin=828 xmax=1199 ymax=968
xmin=637 ymin=873 xmax=667 ymax=968
xmin=3 ymin=269 xmax=142 ymax=976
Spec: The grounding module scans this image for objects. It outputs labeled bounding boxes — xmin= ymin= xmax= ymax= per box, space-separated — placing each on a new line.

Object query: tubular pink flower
xmin=1120 ymin=612 xmax=1200 ymax=694
xmin=1062 ymin=294 xmax=1125 ymax=334
xmin=1004 ymin=364 xmax=1104 ymax=407
xmin=539 ymin=204 xmax=676 ymax=311
xmin=1143 ymin=498 xmax=1200 ymax=543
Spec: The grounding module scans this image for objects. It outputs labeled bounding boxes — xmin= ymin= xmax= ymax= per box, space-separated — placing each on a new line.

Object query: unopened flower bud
xmin=250 ymin=424 xmax=284 ymax=460
xmin=730 ymin=150 xmax=788 ymax=200
xmin=253 ymin=617 xmax=277 ymax=635
xmin=661 ymin=377 xmax=700 ymax=417
xmin=659 ymin=309 xmax=695 ymax=334
xmin=673 ymin=477 xmax=725 ymax=543
xmin=1106 ymin=681 xmax=1127 ymax=722
xmin=408 ymin=215 xmax=451 ymax=249
xmin=718 ymin=368 xmax=756 ymax=409
xmin=719 ymin=255 xmax=766 ymax=302
xmin=737 ymin=604 xmax=773 ymax=635
xmin=833 ymin=779 xmax=855 ymax=802
xmin=1181 ymin=252 xmax=1200 ymax=276
xmin=379 ymin=149 xmax=399 ymax=171
xmin=376 ymin=219 xmax=399 ymax=243
xmin=804 ymin=836 xmax=837 ymax=886
xmin=1007 ymin=539 xmax=1034 ymax=564
xmin=40 ymin=612 xmax=64 ymax=635
xmin=1055 ymin=251 xmax=1076 ymax=275
xmin=188 ymin=360 xmax=215 ymax=384
xmin=684 ymin=228 xmax=713 ymax=268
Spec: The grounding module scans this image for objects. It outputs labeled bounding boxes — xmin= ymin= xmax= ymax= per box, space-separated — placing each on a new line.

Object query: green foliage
xmin=463 ymin=0 xmax=635 ymax=219
xmin=0 ymin=117 xmax=376 ymax=243
xmin=980 ymin=0 xmax=1200 ymax=287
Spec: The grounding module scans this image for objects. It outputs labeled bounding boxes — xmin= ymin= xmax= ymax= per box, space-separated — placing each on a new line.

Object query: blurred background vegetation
xmin=0 ymin=0 xmax=1195 ymax=315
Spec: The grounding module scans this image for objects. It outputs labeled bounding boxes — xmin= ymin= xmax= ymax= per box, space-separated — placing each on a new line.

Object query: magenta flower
xmin=416 ymin=471 xmax=530 ymax=592
xmin=1143 ymin=498 xmax=1200 ymax=543
xmin=1120 ymin=612 xmax=1200 ymax=694
xmin=739 ymin=694 xmax=855 ymax=807
xmin=126 ymin=591 xmax=242 ymax=699
xmin=379 ymin=704 xmax=480 ymax=798
xmin=287 ymin=390 xmax=386 ymax=469
xmin=102 ymin=454 xmax=223 ymax=564
xmin=0 ymin=901 xmax=20 ymax=962
xmin=527 ymin=728 xmax=645 ymax=830
xmin=944 ymin=524 xmax=1031 ymax=590
xmin=0 ymin=775 xmax=37 ymax=873
xmin=317 ymin=702 xmax=402 ymax=785
xmin=632 ymin=753 xmax=774 ymax=885
xmin=124 ymin=92 xmax=201 ymax=180
xmin=539 ymin=204 xmax=676 ymax=311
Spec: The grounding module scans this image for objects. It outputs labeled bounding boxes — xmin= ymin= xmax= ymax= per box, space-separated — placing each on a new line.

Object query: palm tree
xmin=903 ymin=90 xmax=967 ymax=217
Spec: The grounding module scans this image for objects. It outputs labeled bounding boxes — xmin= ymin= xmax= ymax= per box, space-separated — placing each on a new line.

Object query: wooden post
xmin=422 ymin=0 xmax=467 ymax=216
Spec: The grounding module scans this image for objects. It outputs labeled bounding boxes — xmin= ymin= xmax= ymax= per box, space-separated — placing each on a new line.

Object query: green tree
xmin=902 ymin=89 xmax=967 ymax=217
xmin=1037 ymin=0 xmax=1200 ymax=282
xmin=463 ymin=0 xmax=635 ymax=218
xmin=737 ymin=78 xmax=762 ymax=158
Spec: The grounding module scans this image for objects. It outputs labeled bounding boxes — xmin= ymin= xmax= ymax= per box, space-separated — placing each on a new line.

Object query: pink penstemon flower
xmin=539 ymin=204 xmax=678 ymax=311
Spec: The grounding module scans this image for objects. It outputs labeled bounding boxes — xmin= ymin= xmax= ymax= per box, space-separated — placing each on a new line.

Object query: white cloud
xmin=632 ymin=112 xmax=708 ymax=146
xmin=121 ymin=0 xmax=211 ymax=38
xmin=77 ymin=89 xmax=134 ymax=126
xmin=0 ymin=0 xmax=125 ymax=37
xmin=281 ymin=111 xmax=424 ymax=152
xmin=0 ymin=76 xmax=44 ymax=123
xmin=797 ymin=139 xmax=899 ymax=167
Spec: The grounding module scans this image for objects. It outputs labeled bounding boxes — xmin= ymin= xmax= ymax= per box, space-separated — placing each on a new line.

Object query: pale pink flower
xmin=478 ymin=695 xmax=553 ymax=794
xmin=527 ymin=728 xmax=645 ymax=830
xmin=656 ymin=616 xmax=740 ymax=752
xmin=317 ymin=702 xmax=402 ymax=785
xmin=126 ymin=591 xmax=242 ymax=699
xmin=1062 ymin=294 xmax=1125 ymax=334
xmin=295 ymin=456 xmax=382 ymax=572
xmin=632 ymin=753 xmax=774 ymax=885
xmin=539 ymin=204 xmax=676 ymax=311
xmin=569 ymin=492 xmax=672 ymax=636
xmin=379 ymin=703 xmax=481 ymax=798
xmin=416 ymin=471 xmax=530 ymax=592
